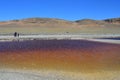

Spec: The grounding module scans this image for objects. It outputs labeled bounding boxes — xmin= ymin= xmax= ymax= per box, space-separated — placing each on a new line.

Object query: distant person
xmin=14 ymin=32 xmax=17 ymax=37
xmin=18 ymin=33 xmax=19 ymax=37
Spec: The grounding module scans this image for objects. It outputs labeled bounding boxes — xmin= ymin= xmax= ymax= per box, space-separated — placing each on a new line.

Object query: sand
xmin=0 ymin=69 xmax=120 ymax=80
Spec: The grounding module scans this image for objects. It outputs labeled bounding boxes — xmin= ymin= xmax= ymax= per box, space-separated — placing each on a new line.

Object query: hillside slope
xmin=0 ymin=17 xmax=120 ymax=34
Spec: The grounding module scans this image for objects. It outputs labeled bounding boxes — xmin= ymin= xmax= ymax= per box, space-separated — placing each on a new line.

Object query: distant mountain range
xmin=0 ymin=17 xmax=120 ymax=34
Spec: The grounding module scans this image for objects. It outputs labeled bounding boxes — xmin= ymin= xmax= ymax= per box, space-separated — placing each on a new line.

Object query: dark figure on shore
xmin=18 ymin=33 xmax=19 ymax=37
xmin=14 ymin=32 xmax=17 ymax=37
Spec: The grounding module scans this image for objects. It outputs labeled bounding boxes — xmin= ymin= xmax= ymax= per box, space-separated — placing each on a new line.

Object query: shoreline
xmin=0 ymin=34 xmax=120 ymax=44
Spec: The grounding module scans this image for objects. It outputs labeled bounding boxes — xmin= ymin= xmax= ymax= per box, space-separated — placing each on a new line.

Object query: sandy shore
xmin=0 ymin=68 xmax=120 ymax=80
xmin=0 ymin=69 xmax=71 ymax=80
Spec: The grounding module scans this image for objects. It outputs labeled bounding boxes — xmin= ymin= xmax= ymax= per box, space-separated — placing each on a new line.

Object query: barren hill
xmin=104 ymin=18 xmax=120 ymax=24
xmin=0 ymin=17 xmax=120 ymax=34
xmin=0 ymin=18 xmax=77 ymax=27
xmin=75 ymin=19 xmax=108 ymax=26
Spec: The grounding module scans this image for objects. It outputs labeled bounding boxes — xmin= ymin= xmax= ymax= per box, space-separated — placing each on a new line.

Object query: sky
xmin=0 ymin=0 xmax=120 ymax=21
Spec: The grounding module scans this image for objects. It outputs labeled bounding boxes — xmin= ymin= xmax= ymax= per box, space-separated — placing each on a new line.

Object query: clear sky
xmin=0 ymin=0 xmax=120 ymax=21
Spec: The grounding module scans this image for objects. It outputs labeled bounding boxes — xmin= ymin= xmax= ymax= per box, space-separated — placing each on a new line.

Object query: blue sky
xmin=0 ymin=0 xmax=120 ymax=21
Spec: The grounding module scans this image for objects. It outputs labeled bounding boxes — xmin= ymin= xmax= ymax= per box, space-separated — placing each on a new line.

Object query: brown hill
xmin=0 ymin=17 xmax=120 ymax=34
xmin=75 ymin=19 xmax=108 ymax=26
xmin=0 ymin=18 xmax=77 ymax=27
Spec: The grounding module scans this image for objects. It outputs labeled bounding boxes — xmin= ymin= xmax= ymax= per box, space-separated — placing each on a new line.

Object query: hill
xmin=104 ymin=18 xmax=120 ymax=24
xmin=0 ymin=17 xmax=120 ymax=34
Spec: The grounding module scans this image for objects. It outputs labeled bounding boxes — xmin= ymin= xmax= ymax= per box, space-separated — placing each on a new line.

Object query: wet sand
xmin=0 ymin=40 xmax=120 ymax=79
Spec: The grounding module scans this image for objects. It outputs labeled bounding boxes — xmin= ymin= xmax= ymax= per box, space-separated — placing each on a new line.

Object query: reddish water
xmin=0 ymin=40 xmax=120 ymax=72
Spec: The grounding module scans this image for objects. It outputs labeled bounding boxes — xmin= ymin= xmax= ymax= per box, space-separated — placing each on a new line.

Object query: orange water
xmin=0 ymin=40 xmax=120 ymax=72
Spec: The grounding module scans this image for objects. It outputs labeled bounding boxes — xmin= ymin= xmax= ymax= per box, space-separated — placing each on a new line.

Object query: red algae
xmin=0 ymin=40 xmax=120 ymax=72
